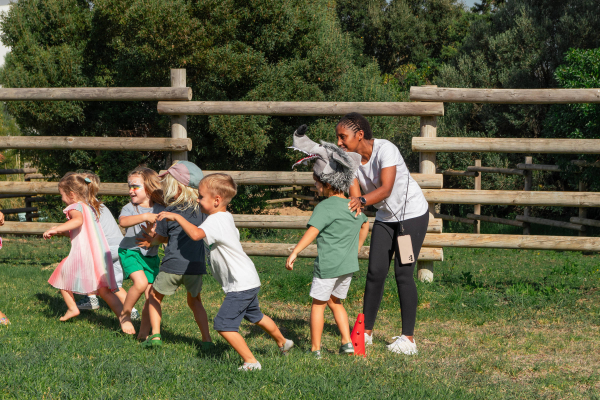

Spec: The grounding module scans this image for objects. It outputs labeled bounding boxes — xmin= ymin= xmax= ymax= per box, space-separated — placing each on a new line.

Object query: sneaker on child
xmin=386 ymin=335 xmax=418 ymax=355
xmin=364 ymin=332 xmax=373 ymax=346
xmin=130 ymin=308 xmax=140 ymax=321
xmin=279 ymin=339 xmax=294 ymax=355
xmin=76 ymin=296 xmax=100 ymax=310
xmin=339 ymin=342 xmax=354 ymax=355
xmin=238 ymin=362 xmax=262 ymax=371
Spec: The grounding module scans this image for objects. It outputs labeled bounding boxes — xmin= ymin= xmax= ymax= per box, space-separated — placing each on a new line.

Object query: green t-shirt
xmin=307 ymin=196 xmax=369 ymax=279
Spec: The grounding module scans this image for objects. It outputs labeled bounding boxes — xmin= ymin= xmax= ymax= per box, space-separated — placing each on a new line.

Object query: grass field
xmin=1 ymin=233 xmax=599 ymax=399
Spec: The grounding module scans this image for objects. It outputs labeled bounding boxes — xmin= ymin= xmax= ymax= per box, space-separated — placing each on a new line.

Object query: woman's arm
xmin=358 ymin=221 xmax=369 ymax=251
xmin=285 ymin=226 xmax=320 ymax=271
xmin=119 ymin=213 xmax=157 ymax=228
xmin=43 ymin=210 xmax=84 ymax=239
xmin=348 ymin=165 xmax=396 ymax=213
xmin=157 ymin=212 xmax=206 ymax=241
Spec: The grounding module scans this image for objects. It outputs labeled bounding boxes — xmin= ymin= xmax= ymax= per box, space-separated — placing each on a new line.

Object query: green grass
xmin=1 ymin=235 xmax=599 ymax=399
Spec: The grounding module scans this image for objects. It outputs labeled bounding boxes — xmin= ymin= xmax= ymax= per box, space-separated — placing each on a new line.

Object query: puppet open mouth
xmin=291 ymin=154 xmax=319 ymax=169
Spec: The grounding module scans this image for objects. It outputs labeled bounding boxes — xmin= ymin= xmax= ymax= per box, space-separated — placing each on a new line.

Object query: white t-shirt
xmin=200 ymin=211 xmax=261 ymax=293
xmin=355 ymin=139 xmax=428 ymax=222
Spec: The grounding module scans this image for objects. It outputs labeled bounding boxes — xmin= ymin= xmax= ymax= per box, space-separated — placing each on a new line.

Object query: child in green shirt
xmin=286 ymin=125 xmax=369 ymax=358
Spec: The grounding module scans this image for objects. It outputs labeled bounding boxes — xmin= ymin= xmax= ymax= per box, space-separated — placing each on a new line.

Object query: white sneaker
xmin=279 ymin=339 xmax=294 ymax=355
xmin=130 ymin=308 xmax=140 ymax=321
xmin=386 ymin=335 xmax=418 ymax=355
xmin=238 ymin=361 xmax=262 ymax=371
xmin=364 ymin=332 xmax=373 ymax=346
xmin=76 ymin=296 xmax=100 ymax=310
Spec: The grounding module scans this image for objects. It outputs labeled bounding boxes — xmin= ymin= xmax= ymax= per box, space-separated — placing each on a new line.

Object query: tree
xmin=0 ymin=0 xmax=417 ymax=189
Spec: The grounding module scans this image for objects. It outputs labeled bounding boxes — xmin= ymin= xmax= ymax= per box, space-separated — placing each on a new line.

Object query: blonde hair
xmin=58 ymin=173 xmax=101 ymax=217
xmin=128 ymin=167 xmax=165 ymax=207
xmin=78 ymin=171 xmax=100 ymax=199
xmin=200 ymin=173 xmax=237 ymax=205
xmin=161 ymin=173 xmax=199 ymax=212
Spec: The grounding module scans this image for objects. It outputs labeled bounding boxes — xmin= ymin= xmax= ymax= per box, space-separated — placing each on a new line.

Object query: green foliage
xmin=545 ymin=48 xmax=600 ymax=192
xmin=435 ymin=0 xmax=600 ymax=220
xmin=0 ymin=0 xmax=412 ymax=189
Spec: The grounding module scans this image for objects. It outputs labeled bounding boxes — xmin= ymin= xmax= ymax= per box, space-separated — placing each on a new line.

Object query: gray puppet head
xmin=289 ymin=124 xmax=361 ymax=193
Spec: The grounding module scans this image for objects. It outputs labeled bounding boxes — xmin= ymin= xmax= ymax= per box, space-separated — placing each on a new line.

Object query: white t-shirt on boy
xmin=200 ymin=211 xmax=261 ymax=293
xmin=355 ymin=139 xmax=428 ymax=222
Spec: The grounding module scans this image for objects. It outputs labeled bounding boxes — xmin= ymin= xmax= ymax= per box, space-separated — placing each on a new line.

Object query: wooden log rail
xmin=515 ymin=215 xmax=585 ymax=232
xmin=422 ymin=233 xmax=600 ymax=252
xmin=410 ymin=87 xmax=600 ymax=104
xmin=466 ymin=213 xmax=525 ymax=228
xmin=0 ymin=207 xmax=38 ymax=215
xmin=433 ymin=213 xmax=477 ymax=225
xmin=0 ymin=137 xmax=191 ymax=151
xmin=466 ymin=166 xmax=525 ymax=175
xmin=442 ymin=169 xmax=478 ymax=177
xmin=516 ymin=163 xmax=561 ymax=172
xmin=421 ymin=189 xmax=600 ymax=207
xmin=0 ymin=87 xmax=192 ymax=101
xmin=157 ymin=101 xmax=445 ymax=117
xmin=412 ymin=137 xmax=600 ymax=154
xmin=570 ymin=217 xmax=600 ymax=228
xmin=0 ymin=168 xmax=38 ymax=175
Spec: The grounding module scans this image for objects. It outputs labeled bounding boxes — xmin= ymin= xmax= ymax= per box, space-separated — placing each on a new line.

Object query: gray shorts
xmin=213 ymin=287 xmax=264 ymax=332
xmin=153 ymin=271 xmax=203 ymax=297
xmin=309 ymin=273 xmax=353 ymax=302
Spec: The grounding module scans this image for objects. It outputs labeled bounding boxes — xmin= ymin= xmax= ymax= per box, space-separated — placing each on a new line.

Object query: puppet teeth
xmin=287 ymin=146 xmax=311 ymax=156
xmin=292 ymin=154 xmax=319 ymax=169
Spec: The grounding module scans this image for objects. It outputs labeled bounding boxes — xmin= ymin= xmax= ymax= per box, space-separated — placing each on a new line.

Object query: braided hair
xmin=337 ymin=112 xmax=373 ymax=140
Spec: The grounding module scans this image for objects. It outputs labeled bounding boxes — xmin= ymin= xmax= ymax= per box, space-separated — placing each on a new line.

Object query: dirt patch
xmin=263 ymin=206 xmax=313 ymax=216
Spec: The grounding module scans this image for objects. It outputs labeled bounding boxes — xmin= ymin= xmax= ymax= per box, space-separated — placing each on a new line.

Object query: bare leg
xmin=148 ymin=288 xmax=164 ymax=340
xmin=310 ymin=300 xmax=327 ymax=351
xmin=114 ymin=287 xmax=127 ymax=305
xmin=122 ymin=271 xmax=148 ymax=317
xmin=59 ymin=290 xmax=80 ymax=321
xmin=255 ymin=315 xmax=286 ymax=347
xmin=218 ymin=331 xmax=257 ymax=363
xmin=327 ymin=296 xmax=351 ymax=345
xmin=137 ymin=284 xmax=152 ymax=340
xmin=98 ymin=287 xmax=135 ymax=334
xmin=187 ymin=292 xmax=212 ymax=342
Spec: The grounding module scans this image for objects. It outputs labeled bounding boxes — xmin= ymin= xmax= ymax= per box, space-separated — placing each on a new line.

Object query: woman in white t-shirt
xmin=336 ymin=112 xmax=429 ymax=356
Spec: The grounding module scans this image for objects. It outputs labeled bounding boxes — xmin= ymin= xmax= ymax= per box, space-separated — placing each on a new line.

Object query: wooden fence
xmin=2 ymin=76 xmax=600 ymax=282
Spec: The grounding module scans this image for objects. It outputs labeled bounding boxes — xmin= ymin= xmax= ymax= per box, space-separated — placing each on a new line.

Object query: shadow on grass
xmin=34 ymin=292 xmax=230 ymax=359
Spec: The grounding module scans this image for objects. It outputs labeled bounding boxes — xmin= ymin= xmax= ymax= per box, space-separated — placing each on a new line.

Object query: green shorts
xmin=118 ymin=248 xmax=160 ymax=284
xmin=153 ymin=271 xmax=203 ymax=297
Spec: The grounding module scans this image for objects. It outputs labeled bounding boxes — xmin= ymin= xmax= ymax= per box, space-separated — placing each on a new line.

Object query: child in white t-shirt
xmin=157 ymin=173 xmax=293 ymax=371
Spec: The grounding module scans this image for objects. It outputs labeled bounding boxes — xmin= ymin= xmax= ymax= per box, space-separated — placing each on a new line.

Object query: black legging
xmin=363 ymin=211 xmax=429 ymax=335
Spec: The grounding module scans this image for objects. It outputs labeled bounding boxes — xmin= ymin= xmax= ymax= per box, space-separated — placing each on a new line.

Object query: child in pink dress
xmin=44 ymin=173 xmax=135 ymax=334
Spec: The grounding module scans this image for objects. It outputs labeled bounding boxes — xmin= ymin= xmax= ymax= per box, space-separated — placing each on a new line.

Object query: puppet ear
xmin=331 ymin=150 xmax=352 ymax=168
xmin=346 ymin=152 xmax=362 ymax=168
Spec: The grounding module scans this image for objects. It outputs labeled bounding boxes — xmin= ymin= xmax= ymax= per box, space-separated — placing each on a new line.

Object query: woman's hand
xmin=285 ymin=253 xmax=297 ymax=271
xmin=348 ymin=196 xmax=363 ymax=216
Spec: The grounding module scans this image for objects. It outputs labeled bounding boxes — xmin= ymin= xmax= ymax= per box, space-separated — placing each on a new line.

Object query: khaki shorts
xmin=153 ymin=272 xmax=203 ymax=297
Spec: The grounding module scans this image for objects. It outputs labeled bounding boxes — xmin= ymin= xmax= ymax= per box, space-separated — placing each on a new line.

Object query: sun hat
xmin=158 ymin=161 xmax=204 ymax=189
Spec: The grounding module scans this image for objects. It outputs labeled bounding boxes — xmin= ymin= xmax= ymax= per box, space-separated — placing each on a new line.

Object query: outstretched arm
xmin=119 ymin=213 xmax=157 ymax=228
xmin=43 ymin=210 xmax=83 ymax=239
xmin=285 ymin=226 xmax=320 ymax=271
xmin=157 ymin=212 xmax=206 ymax=241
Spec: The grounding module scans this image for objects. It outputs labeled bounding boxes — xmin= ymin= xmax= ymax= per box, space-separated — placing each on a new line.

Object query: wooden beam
xmin=241 ymin=242 xmax=443 ymax=261
xmin=570 ymin=217 xmax=600 ymax=228
xmin=0 ymin=207 xmax=37 ymax=215
xmin=433 ymin=213 xmax=477 ymax=225
xmin=422 ymin=189 xmax=600 ymax=207
xmin=0 ymin=87 xmax=192 ymax=101
xmin=516 ymin=163 xmax=561 ymax=172
xmin=157 ymin=101 xmax=445 ymax=117
xmin=466 ymin=166 xmax=525 ymax=175
xmin=442 ymin=169 xmax=478 ymax=177
xmin=515 ymin=215 xmax=585 ymax=231
xmin=410 ymin=87 xmax=600 ymax=104
xmin=422 ymin=233 xmax=600 ymax=251
xmin=466 ymin=213 xmax=525 ymax=228
xmin=413 ymin=137 xmax=600 ymax=154
xmin=0 ymin=168 xmax=37 ymax=175
xmin=0 ymin=182 xmax=129 ymax=196
xmin=571 ymin=160 xmax=600 ymax=167
xmin=0 ymin=136 xmax=191 ymax=151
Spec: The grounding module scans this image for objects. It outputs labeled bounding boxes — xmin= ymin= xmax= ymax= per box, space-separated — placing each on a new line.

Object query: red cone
xmin=351 ymin=313 xmax=366 ymax=357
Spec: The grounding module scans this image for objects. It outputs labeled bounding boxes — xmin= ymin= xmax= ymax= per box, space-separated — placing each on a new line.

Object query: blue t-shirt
xmin=155 ymin=205 xmax=207 ymax=275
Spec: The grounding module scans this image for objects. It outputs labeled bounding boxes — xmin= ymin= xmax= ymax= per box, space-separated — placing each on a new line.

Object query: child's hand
xmin=144 ymin=213 xmax=158 ymax=224
xmin=136 ymin=233 xmax=154 ymax=249
xmin=285 ymin=253 xmax=297 ymax=271
xmin=141 ymin=222 xmax=156 ymax=237
xmin=43 ymin=228 xmax=59 ymax=239
xmin=157 ymin=212 xmax=178 ymax=222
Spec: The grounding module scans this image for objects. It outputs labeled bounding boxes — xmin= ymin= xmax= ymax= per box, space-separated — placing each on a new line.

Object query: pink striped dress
xmin=48 ymin=202 xmax=117 ymax=294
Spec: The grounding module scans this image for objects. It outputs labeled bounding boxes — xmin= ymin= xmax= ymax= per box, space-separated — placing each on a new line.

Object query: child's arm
xmin=285 ymin=226 xmax=320 ymax=271
xmin=157 ymin=211 xmax=206 ymax=241
xmin=119 ymin=213 xmax=157 ymax=228
xmin=136 ymin=233 xmax=168 ymax=249
xmin=358 ymin=221 xmax=369 ymax=252
xmin=43 ymin=210 xmax=84 ymax=239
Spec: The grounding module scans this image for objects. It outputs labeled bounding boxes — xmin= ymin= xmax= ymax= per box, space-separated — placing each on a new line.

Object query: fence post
xmin=473 ymin=159 xmax=481 ymax=234
xmin=170 ymin=68 xmax=188 ymax=162
xmin=579 ymin=181 xmax=587 ymax=236
xmin=522 ymin=156 xmax=533 ymax=235
xmin=417 ymin=85 xmax=437 ymax=282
